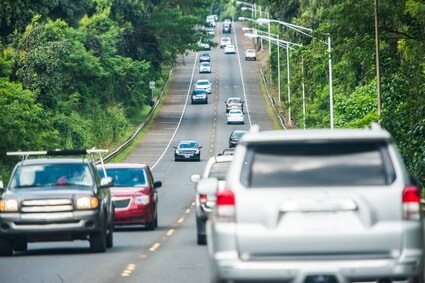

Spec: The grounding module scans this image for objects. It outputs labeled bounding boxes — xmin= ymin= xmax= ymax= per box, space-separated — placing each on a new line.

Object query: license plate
xmin=184 ymin=154 xmax=191 ymax=158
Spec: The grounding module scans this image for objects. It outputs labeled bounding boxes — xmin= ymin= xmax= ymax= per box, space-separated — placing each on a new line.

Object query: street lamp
xmin=257 ymin=18 xmax=334 ymax=129
xmin=236 ymin=1 xmax=256 ymax=17
xmin=240 ymin=7 xmax=271 ymax=55
xmin=245 ymin=32 xmax=301 ymax=127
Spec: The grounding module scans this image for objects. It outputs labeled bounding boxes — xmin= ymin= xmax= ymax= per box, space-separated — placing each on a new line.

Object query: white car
xmin=194 ymin=79 xmax=212 ymax=94
xmin=220 ymin=37 xmax=231 ymax=48
xmin=245 ymin=49 xmax=256 ymax=60
xmin=224 ymin=44 xmax=236 ymax=54
xmin=226 ymin=109 xmax=244 ymax=124
xmin=199 ymin=62 xmax=211 ymax=73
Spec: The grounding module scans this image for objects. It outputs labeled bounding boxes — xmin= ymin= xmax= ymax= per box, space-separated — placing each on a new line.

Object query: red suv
xmin=98 ymin=163 xmax=162 ymax=230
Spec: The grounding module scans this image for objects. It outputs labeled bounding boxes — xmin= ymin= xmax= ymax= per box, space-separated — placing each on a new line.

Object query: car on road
xmin=194 ymin=79 xmax=212 ymax=94
xmin=191 ymin=89 xmax=208 ymax=104
xmin=97 ymin=163 xmax=162 ymax=231
xmin=199 ymin=52 xmax=210 ymax=62
xmin=245 ymin=49 xmax=256 ymax=60
xmin=201 ymin=123 xmax=424 ymax=283
xmin=206 ymin=28 xmax=215 ymax=35
xmin=228 ymin=130 xmax=247 ymax=148
xmin=225 ymin=97 xmax=244 ymax=113
xmin=190 ymin=155 xmax=233 ymax=245
xmin=199 ymin=41 xmax=211 ymax=50
xmin=224 ymin=44 xmax=236 ymax=54
xmin=220 ymin=37 xmax=231 ymax=48
xmin=199 ymin=62 xmax=211 ymax=73
xmin=0 ymin=149 xmax=114 ymax=256
xmin=226 ymin=109 xmax=245 ymax=124
xmin=222 ymin=24 xmax=231 ymax=33
xmin=174 ymin=140 xmax=202 ymax=161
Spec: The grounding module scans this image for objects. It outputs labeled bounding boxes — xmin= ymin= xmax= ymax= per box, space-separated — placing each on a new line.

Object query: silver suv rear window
xmin=241 ymin=141 xmax=396 ymax=187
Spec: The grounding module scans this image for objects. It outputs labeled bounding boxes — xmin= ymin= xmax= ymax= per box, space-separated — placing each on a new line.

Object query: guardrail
xmin=102 ymin=68 xmax=174 ymax=162
xmin=259 ymin=67 xmax=287 ymax=130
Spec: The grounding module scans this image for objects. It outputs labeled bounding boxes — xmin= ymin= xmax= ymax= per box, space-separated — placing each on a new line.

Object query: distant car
xmin=199 ymin=53 xmax=210 ymax=62
xmin=227 ymin=109 xmax=245 ymax=124
xmin=218 ymin=148 xmax=235 ymax=156
xmin=206 ymin=15 xmax=216 ymax=27
xmin=245 ymin=49 xmax=256 ymax=60
xmin=220 ymin=37 xmax=231 ymax=48
xmin=222 ymin=24 xmax=231 ymax=33
xmin=206 ymin=28 xmax=215 ymax=35
xmin=190 ymin=155 xmax=233 ymax=244
xmin=199 ymin=62 xmax=211 ymax=73
xmin=191 ymin=89 xmax=208 ymax=104
xmin=194 ymin=79 xmax=212 ymax=94
xmin=174 ymin=140 xmax=202 ymax=161
xmin=97 ymin=163 xmax=162 ymax=230
xmin=228 ymin=130 xmax=247 ymax=147
xmin=199 ymin=41 xmax=211 ymax=50
xmin=225 ymin=97 xmax=244 ymax=113
xmin=224 ymin=44 xmax=236 ymax=54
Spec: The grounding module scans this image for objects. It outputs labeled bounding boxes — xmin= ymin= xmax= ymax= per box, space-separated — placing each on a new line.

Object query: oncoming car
xmin=0 ymin=149 xmax=114 ymax=256
xmin=97 ymin=163 xmax=162 ymax=230
xmin=174 ymin=140 xmax=202 ymax=161
xmin=228 ymin=130 xmax=247 ymax=147
xmin=199 ymin=62 xmax=211 ymax=73
xmin=199 ymin=53 xmax=210 ymax=62
xmin=194 ymin=79 xmax=212 ymax=94
xmin=225 ymin=97 xmax=244 ymax=113
xmin=220 ymin=37 xmax=231 ymax=48
xmin=191 ymin=89 xmax=208 ymax=104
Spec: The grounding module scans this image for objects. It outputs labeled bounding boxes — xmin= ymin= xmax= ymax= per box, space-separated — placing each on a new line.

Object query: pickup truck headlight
xmin=0 ymin=199 xmax=18 ymax=212
xmin=76 ymin=196 xmax=99 ymax=210
xmin=135 ymin=195 xmax=150 ymax=205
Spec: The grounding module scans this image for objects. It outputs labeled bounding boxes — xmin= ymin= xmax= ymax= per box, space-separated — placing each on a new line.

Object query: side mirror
xmin=154 ymin=180 xmax=162 ymax=189
xmin=199 ymin=146 xmax=203 ymax=149
xmin=173 ymin=146 xmax=177 ymax=149
xmin=191 ymin=174 xmax=201 ymax=183
xmin=197 ymin=177 xmax=219 ymax=195
xmin=100 ymin=176 xmax=114 ymax=188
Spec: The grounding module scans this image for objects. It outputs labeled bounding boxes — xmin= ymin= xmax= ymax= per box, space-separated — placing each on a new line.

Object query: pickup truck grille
xmin=21 ymin=199 xmax=73 ymax=213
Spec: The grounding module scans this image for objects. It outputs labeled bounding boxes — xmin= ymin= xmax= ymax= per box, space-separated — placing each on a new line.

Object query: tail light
xmin=199 ymin=194 xmax=207 ymax=204
xmin=402 ymin=186 xmax=421 ymax=220
xmin=216 ymin=189 xmax=235 ymax=221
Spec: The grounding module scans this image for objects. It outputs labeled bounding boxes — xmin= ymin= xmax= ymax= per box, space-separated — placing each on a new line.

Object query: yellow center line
xmin=178 ymin=217 xmax=185 ymax=224
xmin=150 ymin=242 xmax=161 ymax=252
xmin=167 ymin=229 xmax=175 ymax=236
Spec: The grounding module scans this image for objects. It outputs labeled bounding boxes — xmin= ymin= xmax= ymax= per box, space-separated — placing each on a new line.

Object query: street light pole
xmin=374 ymin=0 xmax=382 ymax=120
xmin=258 ymin=17 xmax=334 ymax=129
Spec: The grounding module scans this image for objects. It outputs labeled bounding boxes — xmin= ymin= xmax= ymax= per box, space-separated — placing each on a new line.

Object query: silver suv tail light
xmin=402 ymin=185 xmax=421 ymax=220
xmin=216 ymin=189 xmax=235 ymax=221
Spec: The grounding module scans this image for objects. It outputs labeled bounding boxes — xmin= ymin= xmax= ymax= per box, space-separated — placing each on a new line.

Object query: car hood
xmin=111 ymin=187 xmax=149 ymax=196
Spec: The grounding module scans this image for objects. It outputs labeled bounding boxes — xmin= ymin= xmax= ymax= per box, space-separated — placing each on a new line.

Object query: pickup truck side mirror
xmin=100 ymin=176 xmax=114 ymax=188
xmin=153 ymin=180 xmax=162 ymax=189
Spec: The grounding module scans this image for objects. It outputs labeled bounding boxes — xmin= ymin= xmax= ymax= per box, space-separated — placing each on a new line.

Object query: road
xmin=0 ymin=21 xmax=274 ymax=283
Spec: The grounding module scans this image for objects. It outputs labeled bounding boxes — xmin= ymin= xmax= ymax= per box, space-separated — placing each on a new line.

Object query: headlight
xmin=175 ymin=150 xmax=180 ymax=154
xmin=195 ymin=150 xmax=200 ymax=154
xmin=0 ymin=199 xmax=19 ymax=212
xmin=135 ymin=195 xmax=150 ymax=205
xmin=76 ymin=196 xmax=99 ymax=210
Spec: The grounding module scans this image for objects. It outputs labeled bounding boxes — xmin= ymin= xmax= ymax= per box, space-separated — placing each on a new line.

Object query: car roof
xmin=196 ymin=79 xmax=210 ymax=83
xmin=178 ymin=140 xmax=198 ymax=144
xmin=241 ymin=126 xmax=392 ymax=144
xmin=231 ymin=130 xmax=247 ymax=134
xmin=227 ymin=97 xmax=242 ymax=101
xmin=246 ymin=49 xmax=256 ymax=52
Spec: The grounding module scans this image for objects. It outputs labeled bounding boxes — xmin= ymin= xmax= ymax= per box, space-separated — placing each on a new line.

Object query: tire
xmin=12 ymin=239 xmax=28 ymax=252
xmin=196 ymin=218 xmax=207 ymax=245
xmin=154 ymin=212 xmax=158 ymax=228
xmin=106 ymin=221 xmax=113 ymax=248
xmin=197 ymin=233 xmax=207 ymax=245
xmin=0 ymin=237 xmax=13 ymax=256
xmin=145 ymin=215 xmax=156 ymax=231
xmin=90 ymin=222 xmax=107 ymax=253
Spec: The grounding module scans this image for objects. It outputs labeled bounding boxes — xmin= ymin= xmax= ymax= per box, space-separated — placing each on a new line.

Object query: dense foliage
xmin=0 ymin=0 xmax=213 ymax=178
xmin=238 ymin=0 xmax=425 ymax=185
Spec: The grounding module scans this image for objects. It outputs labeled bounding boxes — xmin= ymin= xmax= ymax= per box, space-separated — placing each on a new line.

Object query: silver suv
xmin=200 ymin=123 xmax=424 ymax=283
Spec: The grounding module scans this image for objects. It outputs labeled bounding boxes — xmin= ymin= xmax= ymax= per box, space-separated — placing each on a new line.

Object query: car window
xmin=99 ymin=168 xmax=147 ymax=187
xmin=208 ymin=161 xmax=232 ymax=180
xmin=241 ymin=141 xmax=395 ymax=187
xmin=10 ymin=164 xmax=93 ymax=189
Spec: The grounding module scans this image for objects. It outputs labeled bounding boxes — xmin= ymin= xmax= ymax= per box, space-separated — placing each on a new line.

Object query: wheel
xmin=106 ymin=221 xmax=113 ymax=248
xmin=197 ymin=233 xmax=206 ymax=245
xmin=0 ymin=237 xmax=13 ymax=256
xmin=90 ymin=222 xmax=107 ymax=253
xmin=154 ymin=212 xmax=158 ymax=228
xmin=12 ymin=239 xmax=28 ymax=252
xmin=145 ymin=215 xmax=156 ymax=231
xmin=196 ymin=218 xmax=207 ymax=245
